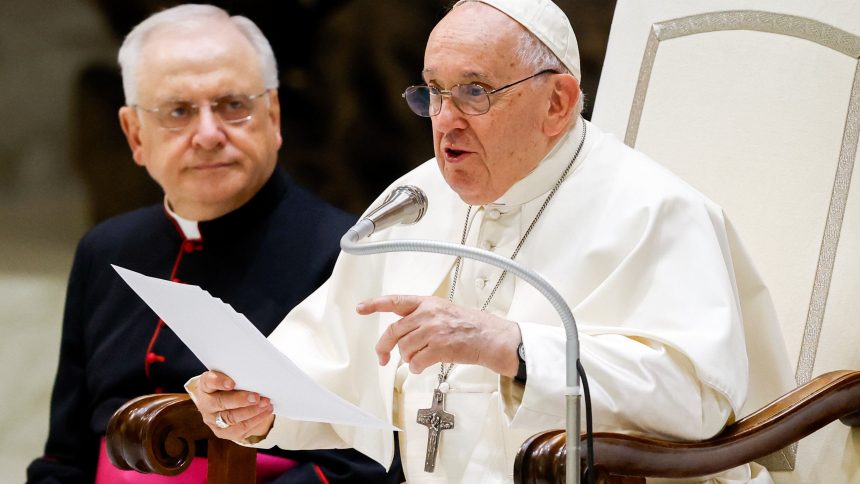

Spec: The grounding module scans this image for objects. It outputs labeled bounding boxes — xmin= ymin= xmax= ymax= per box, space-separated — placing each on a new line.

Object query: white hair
xmin=455 ymin=0 xmax=585 ymax=117
xmin=118 ymin=4 xmax=279 ymax=105
xmin=515 ymin=29 xmax=584 ymax=116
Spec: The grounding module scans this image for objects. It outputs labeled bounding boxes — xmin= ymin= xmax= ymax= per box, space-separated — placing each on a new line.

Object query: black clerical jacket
xmin=27 ymin=166 xmax=402 ymax=484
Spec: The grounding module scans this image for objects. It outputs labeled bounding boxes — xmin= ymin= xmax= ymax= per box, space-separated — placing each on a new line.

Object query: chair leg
xmin=206 ymin=438 xmax=257 ymax=484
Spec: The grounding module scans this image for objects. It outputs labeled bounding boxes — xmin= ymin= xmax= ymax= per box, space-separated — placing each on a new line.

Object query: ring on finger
xmin=215 ymin=412 xmax=230 ymax=429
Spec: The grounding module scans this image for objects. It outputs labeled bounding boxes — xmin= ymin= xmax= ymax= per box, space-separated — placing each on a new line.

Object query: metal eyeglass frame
xmin=132 ymin=89 xmax=270 ymax=131
xmin=402 ymin=69 xmax=557 ymax=117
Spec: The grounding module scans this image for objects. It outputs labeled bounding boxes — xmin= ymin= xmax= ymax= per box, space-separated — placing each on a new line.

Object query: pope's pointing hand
xmin=195 ymin=370 xmax=275 ymax=442
xmin=356 ymin=295 xmax=521 ymax=377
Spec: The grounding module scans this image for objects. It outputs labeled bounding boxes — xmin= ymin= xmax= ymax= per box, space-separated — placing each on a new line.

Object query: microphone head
xmin=381 ymin=186 xmax=428 ymax=224
xmin=363 ymin=185 xmax=428 ymax=234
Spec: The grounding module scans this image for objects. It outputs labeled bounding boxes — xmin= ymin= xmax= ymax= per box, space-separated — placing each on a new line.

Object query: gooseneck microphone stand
xmin=341 ymin=186 xmax=582 ymax=484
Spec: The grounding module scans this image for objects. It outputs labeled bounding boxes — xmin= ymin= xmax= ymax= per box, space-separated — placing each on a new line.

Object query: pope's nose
xmin=432 ymin=96 xmax=469 ymax=134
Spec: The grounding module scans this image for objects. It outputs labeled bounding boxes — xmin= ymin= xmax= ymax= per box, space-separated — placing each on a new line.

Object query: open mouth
xmin=444 ymin=148 xmax=472 ymax=162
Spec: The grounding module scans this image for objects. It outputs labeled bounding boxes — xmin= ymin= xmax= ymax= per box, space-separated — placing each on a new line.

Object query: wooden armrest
xmin=106 ymin=393 xmax=256 ymax=483
xmin=515 ymin=370 xmax=860 ymax=483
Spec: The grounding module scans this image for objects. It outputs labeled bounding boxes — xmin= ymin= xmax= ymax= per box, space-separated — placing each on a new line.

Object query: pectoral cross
xmin=416 ymin=388 xmax=455 ymax=472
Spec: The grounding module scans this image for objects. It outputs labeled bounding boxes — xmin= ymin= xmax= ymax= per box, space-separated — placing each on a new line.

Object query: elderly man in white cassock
xmin=188 ymin=0 xmax=795 ymax=482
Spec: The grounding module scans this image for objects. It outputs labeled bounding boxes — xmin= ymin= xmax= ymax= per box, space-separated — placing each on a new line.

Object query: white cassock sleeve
xmin=502 ymin=329 xmax=734 ymax=441
xmin=497 ymin=159 xmax=750 ymax=442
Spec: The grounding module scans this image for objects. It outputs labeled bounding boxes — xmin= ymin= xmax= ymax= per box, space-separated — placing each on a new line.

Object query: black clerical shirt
xmin=27 ymin=166 xmax=402 ymax=484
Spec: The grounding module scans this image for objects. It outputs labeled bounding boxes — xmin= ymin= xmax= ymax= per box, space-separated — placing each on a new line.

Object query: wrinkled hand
xmin=356 ymin=295 xmax=521 ymax=377
xmin=195 ymin=370 xmax=275 ymax=442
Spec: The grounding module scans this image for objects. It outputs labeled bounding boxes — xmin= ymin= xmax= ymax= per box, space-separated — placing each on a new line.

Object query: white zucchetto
xmin=454 ymin=0 xmax=582 ymax=81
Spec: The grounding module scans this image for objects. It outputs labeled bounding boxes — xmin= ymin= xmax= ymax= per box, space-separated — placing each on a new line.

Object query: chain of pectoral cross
xmin=416 ymin=120 xmax=587 ymax=473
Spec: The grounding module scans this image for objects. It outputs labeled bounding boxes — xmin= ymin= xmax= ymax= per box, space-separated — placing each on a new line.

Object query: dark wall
xmin=78 ymin=0 xmax=616 ymax=222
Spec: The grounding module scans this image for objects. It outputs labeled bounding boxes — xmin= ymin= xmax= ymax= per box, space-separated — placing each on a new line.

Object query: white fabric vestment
xmin=203 ymin=119 xmax=794 ymax=484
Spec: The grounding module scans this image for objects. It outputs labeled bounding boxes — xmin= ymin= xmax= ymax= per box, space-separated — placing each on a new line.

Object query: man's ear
xmin=119 ymin=107 xmax=145 ymax=166
xmin=543 ymin=74 xmax=580 ymax=137
xmin=267 ymin=89 xmax=282 ymax=149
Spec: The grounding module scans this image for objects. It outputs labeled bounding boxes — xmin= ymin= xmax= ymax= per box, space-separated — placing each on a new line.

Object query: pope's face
xmin=119 ymin=22 xmax=281 ymax=220
xmin=424 ymin=3 xmax=556 ymax=205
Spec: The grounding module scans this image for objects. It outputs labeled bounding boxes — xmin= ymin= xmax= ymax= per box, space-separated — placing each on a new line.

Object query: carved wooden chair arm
xmin=106 ymin=393 xmax=257 ymax=484
xmin=515 ymin=370 xmax=860 ymax=484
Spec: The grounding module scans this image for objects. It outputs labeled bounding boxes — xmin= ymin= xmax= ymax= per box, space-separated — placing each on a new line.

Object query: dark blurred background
xmin=0 ymin=0 xmax=615 ymax=481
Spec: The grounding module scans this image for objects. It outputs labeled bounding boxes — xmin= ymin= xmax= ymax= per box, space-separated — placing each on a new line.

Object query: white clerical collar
xmin=164 ymin=198 xmax=202 ymax=240
xmin=491 ymin=117 xmax=594 ymax=207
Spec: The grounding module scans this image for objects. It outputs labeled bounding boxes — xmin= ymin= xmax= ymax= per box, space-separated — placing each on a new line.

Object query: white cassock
xmin=191 ymin=119 xmax=795 ymax=484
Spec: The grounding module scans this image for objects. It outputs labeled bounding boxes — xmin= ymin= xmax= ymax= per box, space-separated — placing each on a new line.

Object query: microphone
xmin=349 ymin=186 xmax=428 ymax=239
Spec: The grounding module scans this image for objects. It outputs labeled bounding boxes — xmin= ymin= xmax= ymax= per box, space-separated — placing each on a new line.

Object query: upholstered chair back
xmin=591 ymin=2 xmax=860 ymax=483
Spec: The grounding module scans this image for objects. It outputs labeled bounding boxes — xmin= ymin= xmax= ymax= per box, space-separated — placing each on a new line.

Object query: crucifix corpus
xmin=416 ymin=388 xmax=455 ymax=472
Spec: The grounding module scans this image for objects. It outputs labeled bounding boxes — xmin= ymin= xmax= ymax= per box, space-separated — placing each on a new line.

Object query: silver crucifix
xmin=416 ymin=388 xmax=455 ymax=472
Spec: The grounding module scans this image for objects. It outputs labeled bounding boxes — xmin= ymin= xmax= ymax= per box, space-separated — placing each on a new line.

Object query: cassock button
xmin=475 ymin=278 xmax=486 ymax=289
xmin=487 ymin=209 xmax=501 ymax=220
xmin=183 ymin=241 xmax=195 ymax=253
xmin=480 ymin=242 xmax=492 ymax=251
xmin=147 ymin=352 xmax=165 ymax=364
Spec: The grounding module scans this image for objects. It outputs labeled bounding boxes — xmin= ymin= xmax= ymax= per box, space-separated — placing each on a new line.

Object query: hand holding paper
xmin=194 ymin=369 xmax=276 ymax=442
xmin=113 ymin=265 xmax=398 ymax=434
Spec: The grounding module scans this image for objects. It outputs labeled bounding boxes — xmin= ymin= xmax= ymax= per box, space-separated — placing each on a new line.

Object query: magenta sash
xmin=96 ymin=437 xmax=298 ymax=484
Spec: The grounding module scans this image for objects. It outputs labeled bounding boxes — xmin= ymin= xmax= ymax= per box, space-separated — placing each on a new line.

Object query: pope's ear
xmin=266 ymin=89 xmax=282 ymax=148
xmin=543 ymin=74 xmax=580 ymax=137
xmin=119 ymin=106 xmax=145 ymax=167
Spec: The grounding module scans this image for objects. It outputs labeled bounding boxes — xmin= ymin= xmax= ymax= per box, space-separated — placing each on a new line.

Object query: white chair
xmin=585 ymin=1 xmax=860 ymax=482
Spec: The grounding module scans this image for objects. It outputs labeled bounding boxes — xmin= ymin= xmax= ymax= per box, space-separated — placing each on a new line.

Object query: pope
xmin=188 ymin=1 xmax=795 ymax=483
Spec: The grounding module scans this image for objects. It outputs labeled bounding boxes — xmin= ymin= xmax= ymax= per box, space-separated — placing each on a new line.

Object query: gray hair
xmin=515 ymin=29 xmax=584 ymax=117
xmin=118 ymin=4 xmax=279 ymax=105
xmin=455 ymin=0 xmax=584 ymax=117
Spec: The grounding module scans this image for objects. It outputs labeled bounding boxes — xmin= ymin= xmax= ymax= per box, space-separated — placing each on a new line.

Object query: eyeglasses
xmin=402 ymin=70 xmax=556 ymax=117
xmin=134 ymin=90 xmax=270 ymax=130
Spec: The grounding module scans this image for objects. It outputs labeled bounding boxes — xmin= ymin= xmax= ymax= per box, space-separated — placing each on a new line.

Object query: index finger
xmin=356 ymin=295 xmax=427 ymax=316
xmin=199 ymin=370 xmax=236 ymax=394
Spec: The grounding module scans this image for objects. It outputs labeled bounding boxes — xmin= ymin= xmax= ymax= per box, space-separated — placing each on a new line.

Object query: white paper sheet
xmin=113 ymin=265 xmax=398 ymax=431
